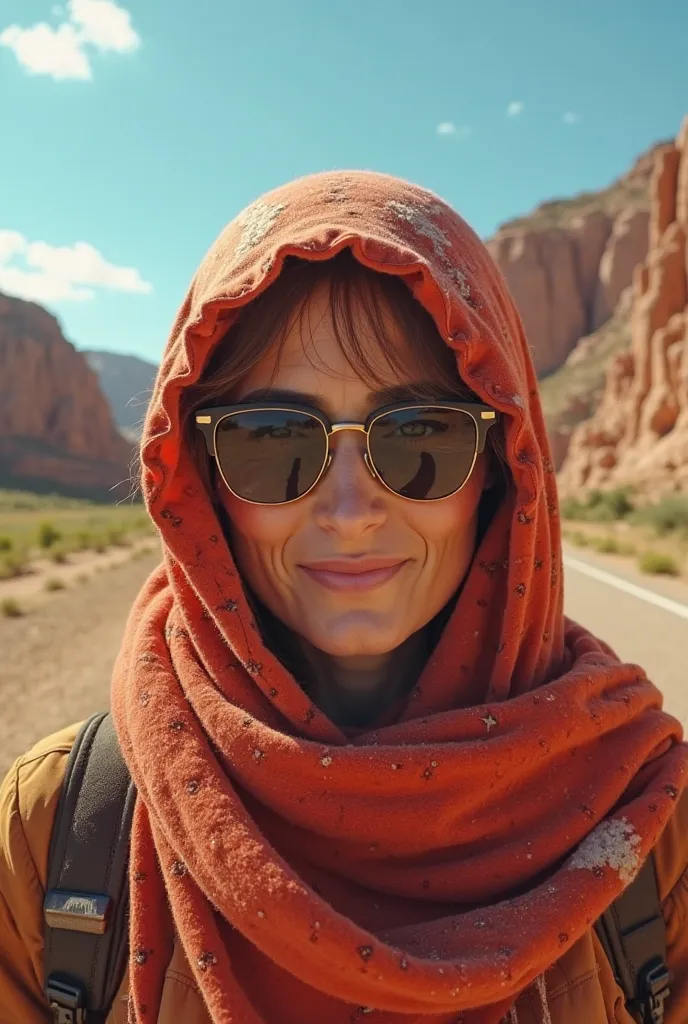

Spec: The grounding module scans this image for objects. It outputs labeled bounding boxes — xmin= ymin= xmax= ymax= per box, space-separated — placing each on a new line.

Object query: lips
xmin=298 ymin=557 xmax=409 ymax=593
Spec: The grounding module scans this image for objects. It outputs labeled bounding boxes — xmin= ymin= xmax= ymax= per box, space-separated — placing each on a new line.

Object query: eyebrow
xmin=237 ymin=383 xmax=450 ymax=410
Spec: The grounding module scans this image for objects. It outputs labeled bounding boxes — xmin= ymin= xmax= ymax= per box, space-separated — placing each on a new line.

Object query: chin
xmin=300 ymin=612 xmax=408 ymax=659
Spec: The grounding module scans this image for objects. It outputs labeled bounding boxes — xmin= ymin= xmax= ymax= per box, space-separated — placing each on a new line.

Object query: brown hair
xmin=182 ymin=249 xmax=507 ymax=490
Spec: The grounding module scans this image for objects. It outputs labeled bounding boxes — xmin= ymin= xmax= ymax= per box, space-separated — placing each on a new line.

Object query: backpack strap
xmin=44 ymin=712 xmax=135 ymax=1024
xmin=594 ymin=852 xmax=672 ymax=1024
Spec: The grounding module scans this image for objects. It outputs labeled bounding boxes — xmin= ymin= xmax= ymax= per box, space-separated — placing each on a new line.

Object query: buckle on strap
xmin=46 ymin=976 xmax=87 ymax=1024
xmin=44 ymin=889 xmax=111 ymax=935
xmin=639 ymin=959 xmax=672 ymax=1024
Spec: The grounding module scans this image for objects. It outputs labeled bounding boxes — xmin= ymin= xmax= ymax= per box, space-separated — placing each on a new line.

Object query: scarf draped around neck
xmin=111 ymin=171 xmax=687 ymax=1024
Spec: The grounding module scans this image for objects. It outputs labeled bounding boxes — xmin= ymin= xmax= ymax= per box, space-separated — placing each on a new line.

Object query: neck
xmin=299 ymin=633 xmax=427 ymax=728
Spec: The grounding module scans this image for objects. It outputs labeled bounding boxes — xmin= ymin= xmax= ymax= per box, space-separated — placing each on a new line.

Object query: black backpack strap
xmin=594 ymin=852 xmax=672 ymax=1024
xmin=44 ymin=712 xmax=135 ymax=1023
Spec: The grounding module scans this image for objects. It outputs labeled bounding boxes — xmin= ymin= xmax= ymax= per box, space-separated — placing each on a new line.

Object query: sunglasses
xmin=195 ymin=400 xmax=497 ymax=505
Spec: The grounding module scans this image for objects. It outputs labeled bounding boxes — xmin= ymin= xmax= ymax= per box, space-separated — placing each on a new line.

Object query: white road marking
xmin=563 ymin=554 xmax=688 ymax=621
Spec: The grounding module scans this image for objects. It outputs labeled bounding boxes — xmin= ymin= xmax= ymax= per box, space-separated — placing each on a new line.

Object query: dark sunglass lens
xmin=369 ymin=407 xmax=478 ymax=500
xmin=214 ymin=410 xmax=327 ymax=503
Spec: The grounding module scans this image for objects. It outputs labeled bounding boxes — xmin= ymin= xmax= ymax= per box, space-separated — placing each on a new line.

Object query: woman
xmin=1 ymin=171 xmax=687 ymax=1024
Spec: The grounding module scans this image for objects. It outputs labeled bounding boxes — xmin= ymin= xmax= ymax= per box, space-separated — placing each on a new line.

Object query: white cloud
xmin=0 ymin=22 xmax=91 ymax=80
xmin=563 ymin=111 xmax=581 ymax=125
xmin=507 ymin=101 xmax=524 ymax=117
xmin=0 ymin=230 xmax=152 ymax=303
xmin=69 ymin=0 xmax=139 ymax=52
xmin=0 ymin=0 xmax=139 ymax=81
xmin=436 ymin=122 xmax=471 ymax=139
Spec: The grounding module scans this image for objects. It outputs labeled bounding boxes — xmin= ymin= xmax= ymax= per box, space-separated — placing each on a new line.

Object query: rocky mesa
xmin=558 ymin=117 xmax=688 ymax=496
xmin=487 ymin=145 xmax=660 ymax=377
xmin=0 ymin=293 xmax=135 ymax=499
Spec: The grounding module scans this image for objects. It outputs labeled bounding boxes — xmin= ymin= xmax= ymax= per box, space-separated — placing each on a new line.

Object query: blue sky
xmin=1 ymin=0 xmax=686 ymax=365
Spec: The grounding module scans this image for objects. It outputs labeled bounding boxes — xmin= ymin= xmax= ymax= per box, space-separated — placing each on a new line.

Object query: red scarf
xmin=111 ymin=171 xmax=687 ymax=1023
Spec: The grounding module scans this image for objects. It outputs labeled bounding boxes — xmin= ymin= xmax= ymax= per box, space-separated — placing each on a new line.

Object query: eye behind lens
xmin=369 ymin=407 xmax=478 ymax=500
xmin=214 ymin=409 xmax=329 ymax=503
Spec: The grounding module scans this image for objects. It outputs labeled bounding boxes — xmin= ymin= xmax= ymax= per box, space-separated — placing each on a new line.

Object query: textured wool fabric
xmin=110 ymin=171 xmax=688 ymax=1024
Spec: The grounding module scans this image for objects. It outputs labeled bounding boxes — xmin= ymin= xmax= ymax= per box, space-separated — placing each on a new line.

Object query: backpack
xmin=43 ymin=713 xmax=674 ymax=1024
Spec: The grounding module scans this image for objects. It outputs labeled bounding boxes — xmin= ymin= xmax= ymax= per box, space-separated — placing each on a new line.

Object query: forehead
xmin=235 ymin=282 xmax=426 ymax=397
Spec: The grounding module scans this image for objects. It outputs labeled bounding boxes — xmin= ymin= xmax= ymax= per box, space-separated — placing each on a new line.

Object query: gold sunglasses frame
xmin=195 ymin=400 xmax=497 ymax=505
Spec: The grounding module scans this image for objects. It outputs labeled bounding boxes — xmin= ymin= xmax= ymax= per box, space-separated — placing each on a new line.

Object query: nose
xmin=311 ymin=434 xmax=387 ymax=538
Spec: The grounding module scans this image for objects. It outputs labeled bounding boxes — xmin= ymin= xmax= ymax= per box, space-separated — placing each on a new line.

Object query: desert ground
xmin=0 ymin=547 xmax=161 ymax=774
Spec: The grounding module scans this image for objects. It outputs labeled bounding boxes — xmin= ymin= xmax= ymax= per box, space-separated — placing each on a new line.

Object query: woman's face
xmin=220 ymin=285 xmax=489 ymax=660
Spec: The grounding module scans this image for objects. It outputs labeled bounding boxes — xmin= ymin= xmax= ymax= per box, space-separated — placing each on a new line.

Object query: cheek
xmin=404 ymin=498 xmax=479 ymax=559
xmin=222 ymin=492 xmax=301 ymax=547
xmin=404 ymin=461 xmax=486 ymax=549
xmin=218 ymin=489 xmax=306 ymax=598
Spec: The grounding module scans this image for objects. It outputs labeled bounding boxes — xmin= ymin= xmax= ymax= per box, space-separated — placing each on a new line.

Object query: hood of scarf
xmin=111 ymin=171 xmax=687 ymax=1024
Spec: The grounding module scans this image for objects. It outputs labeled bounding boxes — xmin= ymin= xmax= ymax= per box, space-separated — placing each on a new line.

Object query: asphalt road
xmin=563 ymin=546 xmax=688 ymax=727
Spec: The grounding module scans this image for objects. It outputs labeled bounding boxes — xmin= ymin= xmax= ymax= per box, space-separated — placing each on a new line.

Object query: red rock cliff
xmin=0 ymin=293 xmax=135 ymax=498
xmin=487 ymin=147 xmax=659 ymax=375
xmin=558 ymin=118 xmax=688 ymax=495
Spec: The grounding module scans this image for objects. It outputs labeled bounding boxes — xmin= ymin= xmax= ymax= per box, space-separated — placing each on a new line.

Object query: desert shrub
xmin=0 ymin=552 xmax=27 ymax=579
xmin=559 ymin=497 xmax=587 ymax=520
xmin=0 ymin=535 xmax=13 ymax=552
xmin=638 ymin=551 xmax=680 ymax=576
xmin=568 ymin=531 xmax=589 ymax=548
xmin=1 ymin=597 xmax=22 ymax=618
xmin=590 ymin=535 xmax=621 ymax=554
xmin=617 ymin=540 xmax=637 ymax=556
xmin=37 ymin=521 xmax=62 ymax=550
xmin=633 ymin=495 xmax=688 ymax=536
xmin=561 ymin=488 xmax=635 ymax=523
xmin=588 ymin=488 xmax=635 ymax=521
xmin=108 ymin=527 xmax=131 ymax=547
xmin=76 ymin=530 xmax=94 ymax=550
xmin=44 ymin=576 xmax=66 ymax=592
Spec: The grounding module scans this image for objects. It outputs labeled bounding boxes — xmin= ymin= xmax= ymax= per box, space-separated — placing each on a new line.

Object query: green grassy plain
xmin=0 ymin=490 xmax=154 ymax=579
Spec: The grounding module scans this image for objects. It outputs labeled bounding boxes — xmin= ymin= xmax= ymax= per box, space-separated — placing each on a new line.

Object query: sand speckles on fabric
xmin=234 ymin=200 xmax=287 ymax=260
xmin=568 ymin=817 xmax=642 ymax=884
xmin=385 ymin=199 xmax=452 ymax=259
